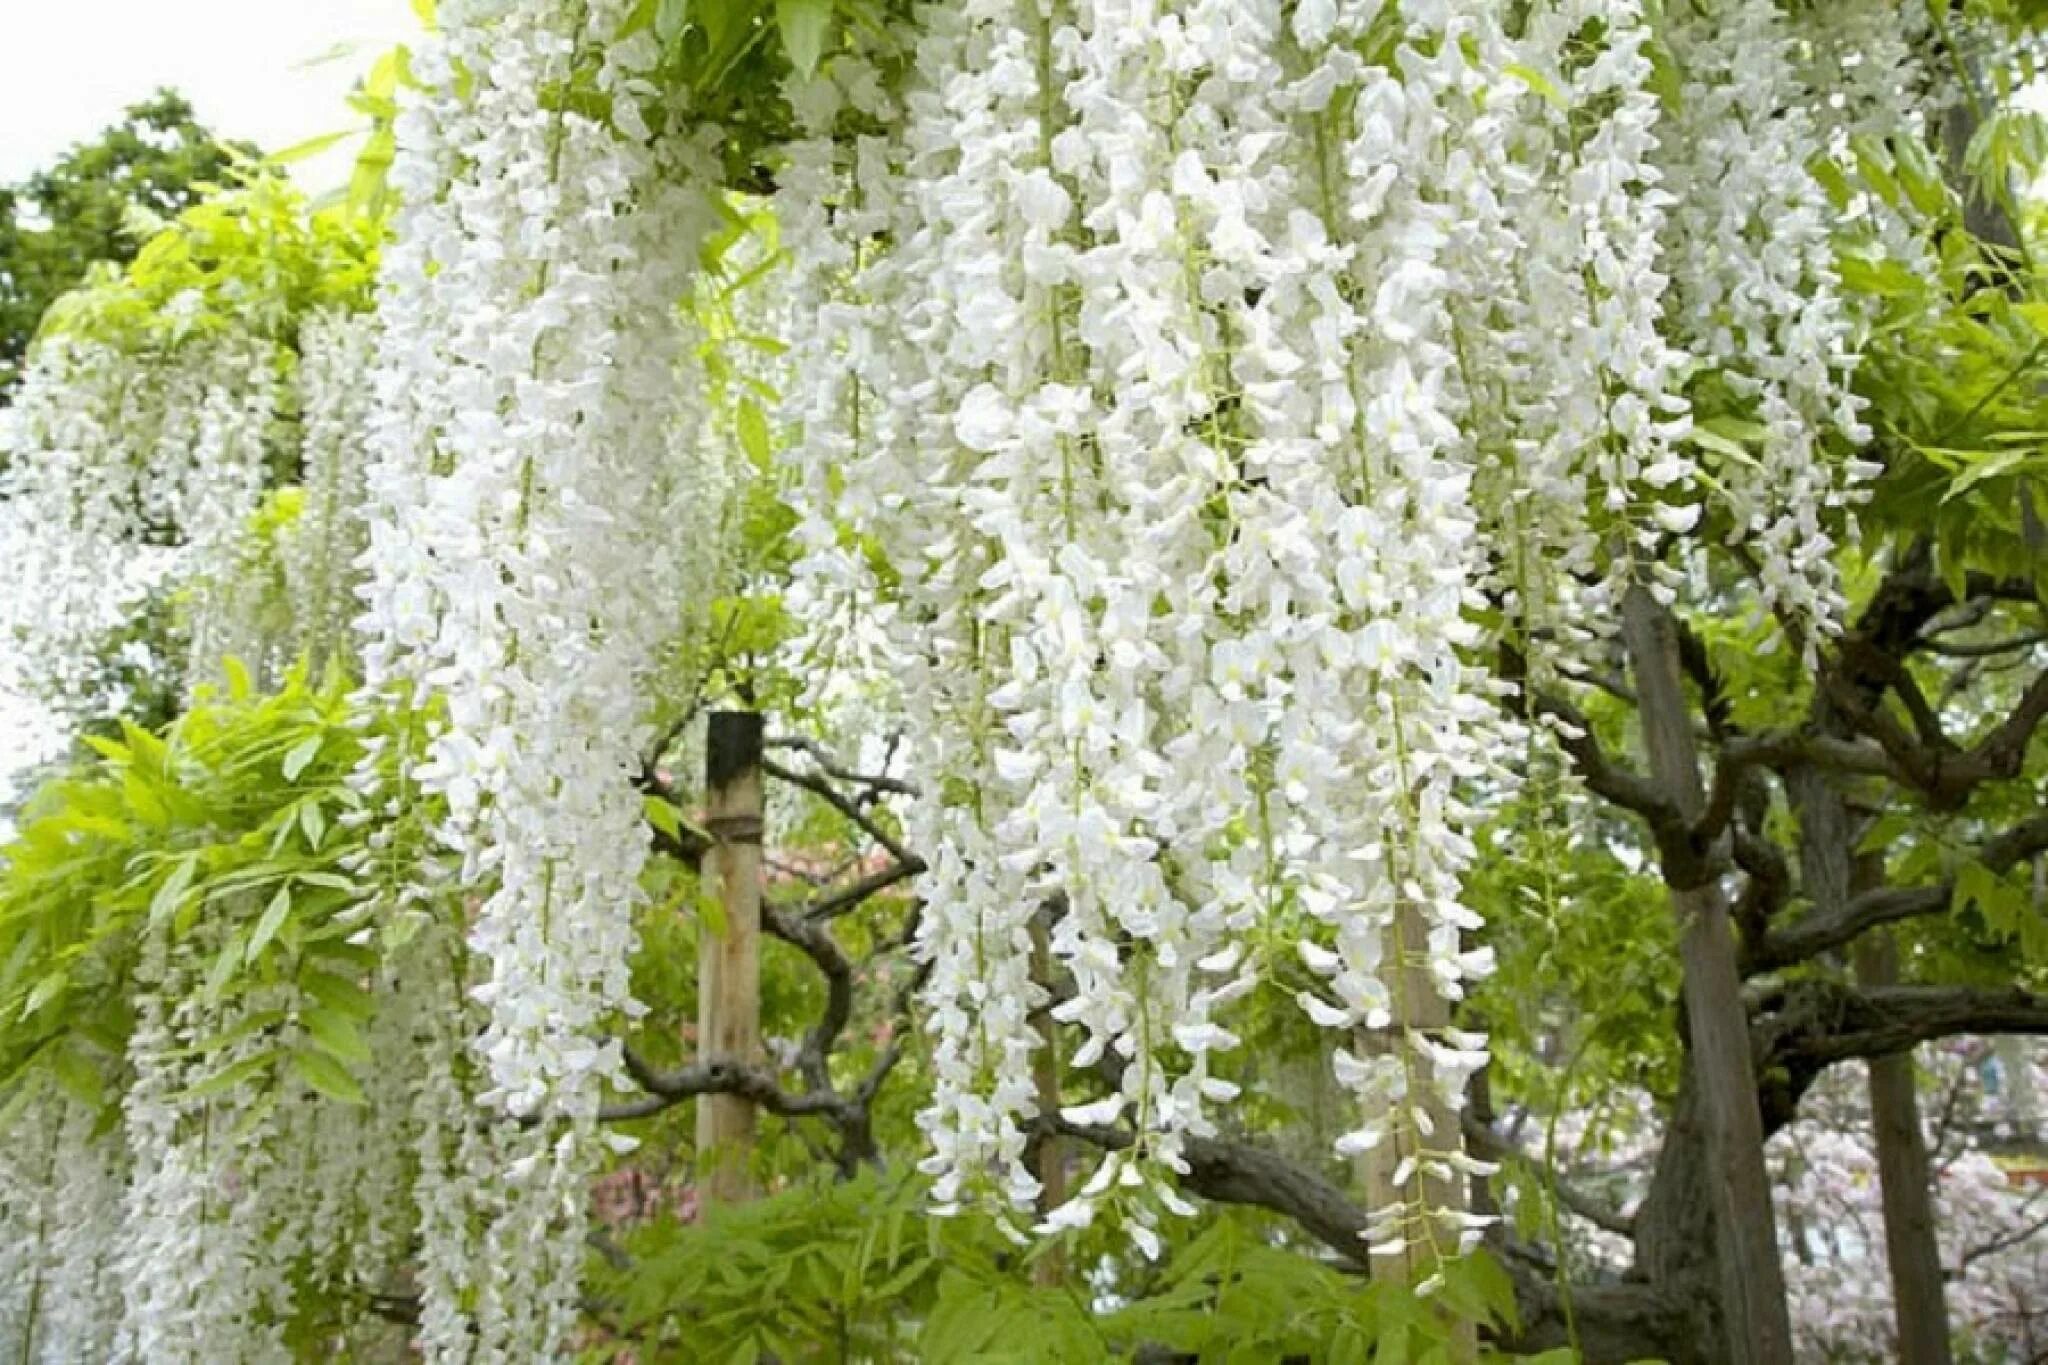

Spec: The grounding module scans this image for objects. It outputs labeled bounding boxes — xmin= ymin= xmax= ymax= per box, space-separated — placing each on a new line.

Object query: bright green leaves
xmin=338 ymin=44 xmax=417 ymax=220
xmin=736 ymin=394 xmax=773 ymax=471
xmin=282 ymin=732 xmax=323 ymax=781
xmin=598 ymin=1182 xmax=1521 ymax=1365
xmin=301 ymin=1004 xmax=373 ymax=1069
xmin=1503 ymin=63 xmax=1568 ymax=115
xmin=1950 ymin=847 xmax=2048 ymax=963
xmin=248 ymin=885 xmax=294 ymax=962
xmin=775 ymin=0 xmax=835 ymax=79
xmin=148 ymin=853 xmax=202 ymax=930
xmin=1832 ymin=120 xmax=2048 ymax=607
xmin=35 ymin=165 xmax=384 ymax=362
xmin=0 ymin=665 xmax=410 ymax=1114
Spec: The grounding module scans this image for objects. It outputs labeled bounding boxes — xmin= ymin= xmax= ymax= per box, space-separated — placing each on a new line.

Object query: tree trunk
xmin=1621 ymin=585 xmax=1795 ymax=1365
xmin=1855 ymin=929 xmax=1954 ymax=1365
xmin=1790 ymin=709 xmax=1954 ymax=1365
xmin=697 ymin=710 xmax=765 ymax=1204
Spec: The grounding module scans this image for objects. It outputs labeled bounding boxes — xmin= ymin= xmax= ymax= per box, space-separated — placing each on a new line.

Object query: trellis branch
xmin=1758 ymin=813 xmax=2048 ymax=966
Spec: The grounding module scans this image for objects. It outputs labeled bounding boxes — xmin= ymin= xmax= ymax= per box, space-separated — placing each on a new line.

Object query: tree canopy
xmin=0 ymin=89 xmax=255 ymax=396
xmin=1 ymin=2 xmax=2046 ymax=1363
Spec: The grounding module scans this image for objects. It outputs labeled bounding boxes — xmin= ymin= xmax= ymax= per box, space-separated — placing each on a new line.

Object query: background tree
xmin=0 ymin=89 xmax=254 ymax=396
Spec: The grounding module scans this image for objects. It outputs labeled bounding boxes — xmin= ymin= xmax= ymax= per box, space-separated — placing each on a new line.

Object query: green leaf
xmin=1686 ymin=425 xmax=1749 ymax=463
xmin=22 ymin=969 xmax=68 ymax=1020
xmin=697 ymin=886 xmax=730 ymax=941
xmin=177 ymin=1052 xmax=274 ymax=1103
xmin=50 ymin=1044 xmax=104 ymax=1107
xmin=149 ymin=854 xmax=201 ymax=929
xmin=83 ymin=734 xmax=131 ymax=765
xmin=302 ymin=968 xmax=376 ymax=1021
xmin=300 ymin=798 xmax=328 ymax=851
xmin=1504 ymin=63 xmax=1568 ymax=113
xmin=303 ymin=1006 xmax=372 ymax=1066
xmin=291 ymin=1047 xmax=367 ymax=1106
xmin=1851 ymin=134 xmax=1901 ymax=207
xmin=645 ymin=793 xmax=684 ymax=840
xmin=248 ymin=884 xmax=293 ymax=962
xmin=203 ymin=931 xmax=247 ymax=999
xmin=268 ymin=130 xmax=354 ymax=167
xmin=282 ymin=734 xmax=323 ymax=781
xmin=737 ymin=396 xmax=773 ymax=471
xmin=776 ymin=0 xmax=834 ymax=79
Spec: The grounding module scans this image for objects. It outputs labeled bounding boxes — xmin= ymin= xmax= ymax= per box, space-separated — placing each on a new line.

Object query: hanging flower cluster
xmin=0 ymin=334 xmax=274 ymax=713
xmin=780 ymin=0 xmax=1891 ymax=1268
xmin=0 ymin=1092 xmax=124 ymax=1363
xmin=283 ymin=308 xmax=381 ymax=674
xmin=0 ymin=0 xmax=1973 ymax=1344
xmin=111 ymin=930 xmax=296 ymax=1363
xmin=350 ymin=0 xmax=725 ymax=1351
xmin=1661 ymin=0 xmax=1874 ymax=638
xmin=357 ymin=0 xmax=716 ymax=1115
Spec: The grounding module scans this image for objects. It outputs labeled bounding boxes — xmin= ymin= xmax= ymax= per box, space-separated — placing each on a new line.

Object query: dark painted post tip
xmin=706 ymin=710 xmax=765 ymax=793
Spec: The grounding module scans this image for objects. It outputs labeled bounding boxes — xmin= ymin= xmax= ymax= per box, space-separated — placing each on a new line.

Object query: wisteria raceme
xmin=784 ymin=0 xmax=1532 ymax=1260
xmin=0 ymin=338 xmax=189 ymax=712
xmin=1662 ymin=0 xmax=1872 ymax=639
xmin=285 ymin=308 xmax=380 ymax=674
xmin=357 ymin=0 xmax=714 ymax=1119
xmin=0 ymin=1092 xmax=62 ymax=1358
xmin=1803 ymin=0 xmax=1933 ymax=143
xmin=113 ymin=932 xmax=287 ymax=1364
xmin=781 ymin=0 xmax=1908 ymax=1272
xmin=31 ymin=1096 xmax=126 ymax=1363
xmin=351 ymin=0 xmax=722 ymax=1351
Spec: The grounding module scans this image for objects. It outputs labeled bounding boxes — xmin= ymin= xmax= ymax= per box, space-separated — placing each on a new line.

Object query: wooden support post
xmin=1357 ymin=903 xmax=1467 ymax=1279
xmin=697 ymin=710 xmax=765 ymax=1205
xmin=1622 ymin=585 xmax=1794 ymax=1365
xmin=1031 ymin=910 xmax=1067 ymax=1287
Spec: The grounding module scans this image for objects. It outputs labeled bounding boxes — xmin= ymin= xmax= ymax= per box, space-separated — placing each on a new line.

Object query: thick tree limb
xmin=1922 ymin=630 xmax=2048 ymax=659
xmin=607 ymin=1046 xmax=850 ymax=1124
xmin=1534 ymin=692 xmax=1691 ymax=856
xmin=763 ymin=904 xmax=854 ymax=1096
xmin=1047 ymin=1113 xmax=1702 ymax=1362
xmin=806 ymin=859 xmax=924 ymax=923
xmin=765 ymin=735 xmax=918 ymax=799
xmin=1777 ymin=984 xmax=2048 ymax=1071
xmin=1758 ymin=813 xmax=2048 ymax=966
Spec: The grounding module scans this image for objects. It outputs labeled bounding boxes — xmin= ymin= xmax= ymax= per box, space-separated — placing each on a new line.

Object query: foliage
xmin=0 ymin=90 xmax=256 ymax=395
xmin=0 ymin=666 xmax=405 ymax=1112
xmin=34 ymin=174 xmax=382 ymax=357
xmin=593 ymin=1173 xmax=1533 ymax=1365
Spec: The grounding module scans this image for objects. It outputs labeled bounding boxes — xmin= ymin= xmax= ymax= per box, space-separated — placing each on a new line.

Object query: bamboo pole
xmin=697 ymin=710 xmax=765 ymax=1205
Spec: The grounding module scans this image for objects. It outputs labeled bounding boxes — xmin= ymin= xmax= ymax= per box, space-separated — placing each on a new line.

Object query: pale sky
xmin=0 ymin=0 xmax=424 ymax=189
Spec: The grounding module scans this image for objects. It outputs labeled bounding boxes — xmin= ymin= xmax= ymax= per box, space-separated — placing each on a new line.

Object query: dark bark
xmin=1856 ymin=932 xmax=1955 ymax=1365
xmin=1792 ymin=730 xmax=1954 ymax=1364
xmin=1621 ymin=585 xmax=1796 ymax=1365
